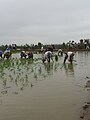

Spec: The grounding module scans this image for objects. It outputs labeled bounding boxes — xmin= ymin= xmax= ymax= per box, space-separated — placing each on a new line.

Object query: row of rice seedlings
xmin=0 ymin=57 xmax=63 ymax=96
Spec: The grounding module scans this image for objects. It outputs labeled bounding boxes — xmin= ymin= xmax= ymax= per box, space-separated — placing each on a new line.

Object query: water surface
xmin=0 ymin=52 xmax=90 ymax=120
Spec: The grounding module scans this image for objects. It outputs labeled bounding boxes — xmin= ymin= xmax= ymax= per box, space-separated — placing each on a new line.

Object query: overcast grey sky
xmin=0 ymin=0 xmax=90 ymax=45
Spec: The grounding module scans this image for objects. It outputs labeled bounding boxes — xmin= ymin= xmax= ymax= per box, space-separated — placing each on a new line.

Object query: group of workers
xmin=0 ymin=47 xmax=75 ymax=64
xmin=0 ymin=48 xmax=34 ymax=60
xmin=20 ymin=51 xmax=33 ymax=59
xmin=19 ymin=48 xmax=75 ymax=64
xmin=41 ymin=48 xmax=75 ymax=64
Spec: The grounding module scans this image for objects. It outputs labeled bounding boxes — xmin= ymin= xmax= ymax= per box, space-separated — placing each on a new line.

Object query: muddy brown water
xmin=0 ymin=51 xmax=90 ymax=120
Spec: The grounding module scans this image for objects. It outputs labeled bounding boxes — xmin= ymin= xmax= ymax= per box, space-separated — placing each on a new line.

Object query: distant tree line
xmin=0 ymin=39 xmax=90 ymax=52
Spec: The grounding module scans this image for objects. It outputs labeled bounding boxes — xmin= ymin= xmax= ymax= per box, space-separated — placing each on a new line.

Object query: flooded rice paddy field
xmin=0 ymin=51 xmax=90 ymax=120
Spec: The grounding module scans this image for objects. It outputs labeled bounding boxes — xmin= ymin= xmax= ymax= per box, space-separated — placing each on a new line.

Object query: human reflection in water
xmin=44 ymin=63 xmax=53 ymax=75
xmin=63 ymin=63 xmax=74 ymax=77
xmin=85 ymin=51 xmax=88 ymax=56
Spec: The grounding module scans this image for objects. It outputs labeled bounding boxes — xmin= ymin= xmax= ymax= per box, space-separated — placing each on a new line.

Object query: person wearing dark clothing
xmin=55 ymin=54 xmax=58 ymax=61
xmin=0 ymin=50 xmax=3 ymax=58
xmin=28 ymin=52 xmax=33 ymax=59
xmin=20 ymin=51 xmax=27 ymax=59
xmin=63 ymin=53 xmax=68 ymax=64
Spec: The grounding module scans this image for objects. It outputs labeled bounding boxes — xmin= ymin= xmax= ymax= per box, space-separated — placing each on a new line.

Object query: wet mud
xmin=80 ymin=79 xmax=90 ymax=120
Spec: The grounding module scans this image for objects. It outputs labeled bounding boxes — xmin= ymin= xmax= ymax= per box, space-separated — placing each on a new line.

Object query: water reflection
xmin=0 ymin=52 xmax=90 ymax=120
xmin=0 ymin=58 xmax=56 ymax=97
xmin=85 ymin=51 xmax=88 ymax=56
xmin=63 ymin=63 xmax=74 ymax=77
xmin=0 ymin=52 xmax=82 ymax=98
xmin=44 ymin=63 xmax=53 ymax=74
xmin=54 ymin=62 xmax=60 ymax=72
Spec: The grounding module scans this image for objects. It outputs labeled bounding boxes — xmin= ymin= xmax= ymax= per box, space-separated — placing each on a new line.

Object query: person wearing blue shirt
xmin=0 ymin=50 xmax=3 ymax=58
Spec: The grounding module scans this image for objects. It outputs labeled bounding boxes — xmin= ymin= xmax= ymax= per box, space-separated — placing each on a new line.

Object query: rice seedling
xmin=34 ymin=73 xmax=37 ymax=80
xmin=38 ymin=66 xmax=42 ymax=74
xmin=0 ymin=53 xmax=61 ymax=96
xmin=1 ymin=90 xmax=7 ymax=95
xmin=20 ymin=87 xmax=24 ymax=90
xmin=31 ymin=83 xmax=34 ymax=87
xmin=15 ymin=78 xmax=18 ymax=86
xmin=2 ymin=78 xmax=7 ymax=88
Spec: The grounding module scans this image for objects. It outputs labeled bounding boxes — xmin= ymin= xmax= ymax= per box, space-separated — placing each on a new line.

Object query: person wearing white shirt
xmin=63 ymin=51 xmax=75 ymax=64
xmin=42 ymin=51 xmax=53 ymax=63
